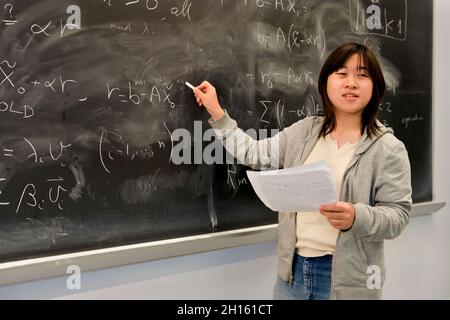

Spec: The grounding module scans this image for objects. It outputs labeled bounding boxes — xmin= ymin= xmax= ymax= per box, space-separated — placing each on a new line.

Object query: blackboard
xmin=0 ymin=0 xmax=433 ymax=263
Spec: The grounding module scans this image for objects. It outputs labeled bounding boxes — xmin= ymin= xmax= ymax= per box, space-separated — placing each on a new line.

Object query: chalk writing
xmin=277 ymin=24 xmax=326 ymax=58
xmin=15 ymin=178 xmax=68 ymax=214
xmin=0 ymin=100 xmax=34 ymax=119
xmin=0 ymin=178 xmax=11 ymax=206
xmin=23 ymin=139 xmax=72 ymax=164
xmin=0 ymin=59 xmax=15 ymax=88
xmin=125 ymin=0 xmax=160 ymax=11
xmin=171 ymin=0 xmax=192 ymax=20
xmin=401 ymin=113 xmax=424 ymax=128
xmin=244 ymin=0 xmax=310 ymax=18
xmin=98 ymin=129 xmax=157 ymax=174
xmin=2 ymin=3 xmax=17 ymax=26
xmin=106 ymin=81 xmax=175 ymax=108
xmin=259 ymin=67 xmax=314 ymax=89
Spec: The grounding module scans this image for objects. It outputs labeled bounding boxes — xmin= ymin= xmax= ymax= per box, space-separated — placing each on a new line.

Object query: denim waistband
xmin=295 ymin=253 xmax=333 ymax=263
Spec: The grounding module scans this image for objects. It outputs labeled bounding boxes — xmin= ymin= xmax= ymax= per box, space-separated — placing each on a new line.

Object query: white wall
xmin=0 ymin=0 xmax=449 ymax=300
xmin=382 ymin=0 xmax=450 ymax=300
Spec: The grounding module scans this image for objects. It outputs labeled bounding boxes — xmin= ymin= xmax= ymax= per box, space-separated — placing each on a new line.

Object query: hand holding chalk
xmin=186 ymin=82 xmax=203 ymax=106
xmin=188 ymin=81 xmax=225 ymax=121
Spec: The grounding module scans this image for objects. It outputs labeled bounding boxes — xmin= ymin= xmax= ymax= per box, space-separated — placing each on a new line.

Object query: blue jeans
xmin=273 ymin=254 xmax=332 ymax=300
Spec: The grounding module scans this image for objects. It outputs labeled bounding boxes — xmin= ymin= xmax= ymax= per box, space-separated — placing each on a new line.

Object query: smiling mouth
xmin=343 ymin=94 xmax=359 ymax=98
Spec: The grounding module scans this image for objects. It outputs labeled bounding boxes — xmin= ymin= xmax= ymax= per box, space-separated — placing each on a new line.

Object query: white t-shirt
xmin=296 ymin=134 xmax=358 ymax=257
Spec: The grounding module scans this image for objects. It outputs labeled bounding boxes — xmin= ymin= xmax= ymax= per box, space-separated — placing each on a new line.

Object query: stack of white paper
xmin=246 ymin=161 xmax=337 ymax=212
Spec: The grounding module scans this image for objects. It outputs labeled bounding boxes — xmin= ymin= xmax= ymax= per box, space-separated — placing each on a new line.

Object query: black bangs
xmin=329 ymin=44 xmax=369 ymax=74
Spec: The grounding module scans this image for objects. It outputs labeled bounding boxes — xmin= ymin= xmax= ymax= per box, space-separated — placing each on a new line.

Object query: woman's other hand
xmin=320 ymin=202 xmax=356 ymax=231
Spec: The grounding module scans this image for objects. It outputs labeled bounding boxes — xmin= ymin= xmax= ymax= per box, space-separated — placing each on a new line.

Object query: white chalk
xmin=185 ymin=81 xmax=195 ymax=90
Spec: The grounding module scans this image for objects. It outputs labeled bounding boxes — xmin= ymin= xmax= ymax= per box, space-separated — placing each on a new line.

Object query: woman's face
xmin=326 ymin=54 xmax=373 ymax=118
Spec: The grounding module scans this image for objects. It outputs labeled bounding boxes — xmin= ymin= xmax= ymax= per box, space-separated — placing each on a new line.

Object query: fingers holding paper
xmin=320 ymin=202 xmax=356 ymax=230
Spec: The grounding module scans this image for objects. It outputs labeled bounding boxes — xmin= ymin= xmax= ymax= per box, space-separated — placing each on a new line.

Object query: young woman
xmin=191 ymin=43 xmax=412 ymax=300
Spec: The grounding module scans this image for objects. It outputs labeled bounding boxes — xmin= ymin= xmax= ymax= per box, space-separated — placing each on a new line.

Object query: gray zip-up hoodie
xmin=209 ymin=111 xmax=412 ymax=300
